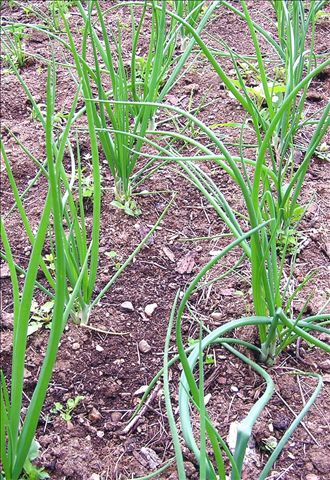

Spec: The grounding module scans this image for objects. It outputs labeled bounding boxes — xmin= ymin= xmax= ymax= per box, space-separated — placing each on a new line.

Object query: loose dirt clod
xmin=1 ymin=312 xmax=13 ymax=329
xmin=88 ymin=407 xmax=101 ymax=423
xmin=110 ymin=412 xmax=122 ymax=423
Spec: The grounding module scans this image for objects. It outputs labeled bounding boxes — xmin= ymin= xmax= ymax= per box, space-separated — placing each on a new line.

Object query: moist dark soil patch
xmin=1 ymin=1 xmax=329 ymax=479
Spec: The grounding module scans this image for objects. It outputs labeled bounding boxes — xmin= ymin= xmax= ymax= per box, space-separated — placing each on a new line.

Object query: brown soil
xmin=1 ymin=1 xmax=329 ymax=480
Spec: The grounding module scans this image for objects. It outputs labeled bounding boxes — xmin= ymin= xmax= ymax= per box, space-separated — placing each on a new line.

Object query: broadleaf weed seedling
xmin=28 ymin=299 xmax=54 ymax=336
xmin=51 ymin=395 xmax=84 ymax=424
xmin=105 ymin=250 xmax=122 ymax=271
xmin=22 ymin=439 xmax=50 ymax=479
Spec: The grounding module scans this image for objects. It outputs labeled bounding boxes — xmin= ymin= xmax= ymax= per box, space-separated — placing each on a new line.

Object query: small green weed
xmin=43 ymin=253 xmax=55 ymax=273
xmin=21 ymin=439 xmax=49 ymax=479
xmin=261 ymin=436 xmax=278 ymax=453
xmin=104 ymin=250 xmax=122 ymax=271
xmin=48 ymin=0 xmax=78 ymax=31
xmin=28 ymin=299 xmax=54 ymax=335
xmin=51 ymin=395 xmax=84 ymax=423
xmin=111 ymin=198 xmax=141 ymax=217
xmin=80 ymin=172 xmax=94 ymax=199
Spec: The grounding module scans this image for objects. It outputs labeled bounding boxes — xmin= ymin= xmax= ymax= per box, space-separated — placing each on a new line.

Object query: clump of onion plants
xmin=0 ymin=66 xmax=87 ymax=480
xmin=173 ymin=0 xmax=205 ymax=50
xmin=62 ymin=0 xmax=216 ymax=209
xmin=125 ymin=1 xmax=330 ymax=478
xmin=0 ymin=58 xmax=175 ymax=478
xmin=144 ymin=0 xmax=330 ymax=362
xmin=1 ymin=24 xmax=28 ymax=69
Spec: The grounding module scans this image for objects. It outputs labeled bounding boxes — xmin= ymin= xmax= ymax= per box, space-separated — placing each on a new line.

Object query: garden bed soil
xmin=1 ymin=1 xmax=330 ymax=479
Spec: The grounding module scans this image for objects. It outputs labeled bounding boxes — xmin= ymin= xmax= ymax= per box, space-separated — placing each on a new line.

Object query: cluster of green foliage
xmin=1 ymin=1 xmax=329 ymax=479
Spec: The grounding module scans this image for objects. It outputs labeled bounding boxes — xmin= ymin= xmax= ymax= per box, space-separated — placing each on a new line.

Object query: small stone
xmin=0 ymin=264 xmax=10 ymax=278
xmin=120 ymin=301 xmax=134 ymax=312
xmin=72 ymin=342 xmax=80 ymax=350
xmin=88 ymin=407 xmax=101 ymax=423
xmin=230 ymin=386 xmax=238 ymax=393
xmin=209 ymin=250 xmax=222 ymax=256
xmin=227 ymin=421 xmax=239 ymax=451
xmin=96 ymin=430 xmax=104 ymax=438
xmin=144 ymin=303 xmax=158 ymax=317
xmin=95 ymin=345 xmax=104 ymax=352
xmin=90 ymin=474 xmax=100 ymax=480
xmin=24 ymin=368 xmax=32 ymax=379
xmin=110 ymin=412 xmax=122 ymax=423
xmin=306 ymin=475 xmax=320 ymax=480
xmin=211 ymin=312 xmax=222 ymax=321
xmin=138 ymin=340 xmax=151 ymax=353
xmin=204 ymin=393 xmax=211 ymax=405
xmin=134 ymin=385 xmax=148 ymax=396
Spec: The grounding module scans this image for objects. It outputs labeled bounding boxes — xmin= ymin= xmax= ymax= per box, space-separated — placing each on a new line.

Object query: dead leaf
xmin=176 ymin=252 xmax=195 ymax=274
xmin=162 ymin=246 xmax=175 ymax=262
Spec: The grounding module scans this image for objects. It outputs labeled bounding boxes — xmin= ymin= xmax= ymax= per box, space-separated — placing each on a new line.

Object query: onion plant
xmin=173 ymin=0 xmax=205 ymax=50
xmin=2 ymin=57 xmax=176 ymax=329
xmin=1 ymin=1 xmax=216 ymax=205
xmin=141 ymin=0 xmax=330 ymax=361
xmin=62 ymin=0 xmax=217 ymax=207
xmin=119 ymin=1 xmax=330 ymax=477
xmin=0 ymin=65 xmax=89 ymax=480
xmin=0 ymin=60 xmax=175 ymax=478
xmin=1 ymin=24 xmax=27 ymax=69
